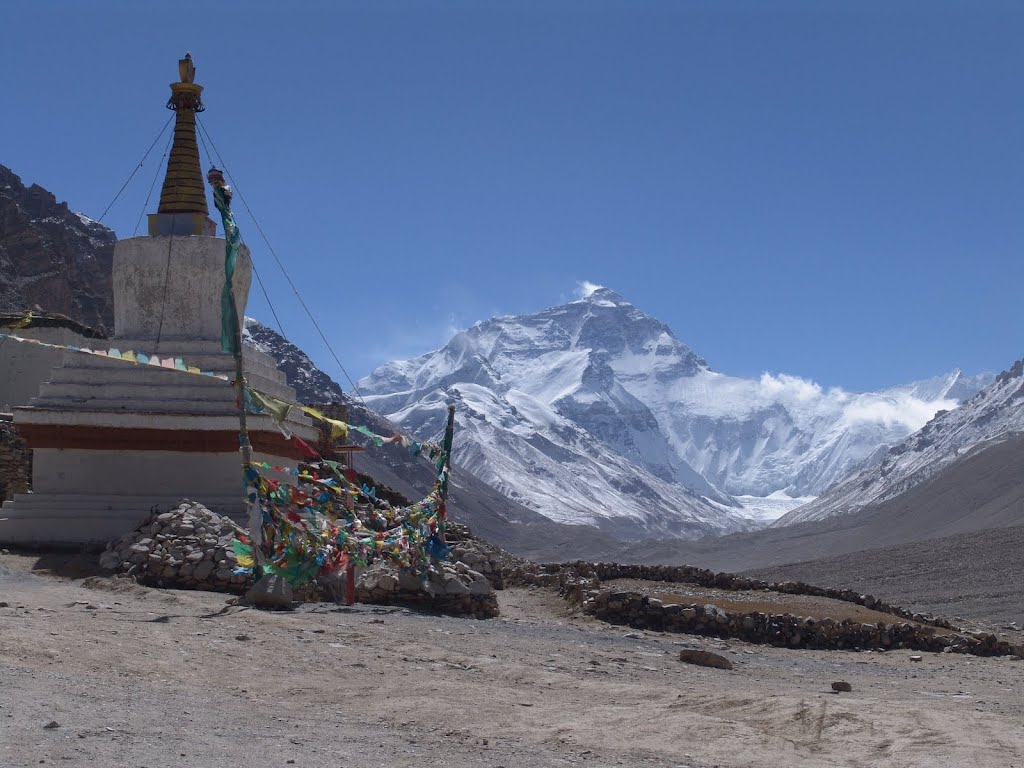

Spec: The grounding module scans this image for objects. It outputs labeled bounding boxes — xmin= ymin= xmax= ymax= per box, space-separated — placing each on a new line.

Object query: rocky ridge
xmin=243 ymin=317 xmax=345 ymax=404
xmin=0 ymin=164 xmax=115 ymax=333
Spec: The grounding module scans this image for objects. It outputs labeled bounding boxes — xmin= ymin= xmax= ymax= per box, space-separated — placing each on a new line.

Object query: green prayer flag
xmin=248 ymin=387 xmax=293 ymax=424
xmin=352 ymin=424 xmax=385 ymax=447
xmin=212 ymin=185 xmax=241 ymax=355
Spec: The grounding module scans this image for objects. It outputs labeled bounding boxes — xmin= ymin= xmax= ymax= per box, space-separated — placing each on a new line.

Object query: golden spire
xmin=148 ymin=53 xmax=214 ymax=236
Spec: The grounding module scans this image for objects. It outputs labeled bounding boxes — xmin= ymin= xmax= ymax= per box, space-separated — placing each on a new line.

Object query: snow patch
xmin=733 ymin=493 xmax=817 ymax=524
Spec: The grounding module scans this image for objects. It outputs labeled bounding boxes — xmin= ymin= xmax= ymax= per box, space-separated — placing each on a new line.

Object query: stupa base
xmin=0 ymin=445 xmax=299 ymax=546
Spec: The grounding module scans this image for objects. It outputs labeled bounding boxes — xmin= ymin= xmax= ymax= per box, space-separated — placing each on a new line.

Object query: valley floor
xmin=1 ymin=554 xmax=1022 ymax=768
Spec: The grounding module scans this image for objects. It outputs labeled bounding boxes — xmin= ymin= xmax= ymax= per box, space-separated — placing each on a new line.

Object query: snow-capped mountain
xmin=366 ymin=379 xmax=749 ymax=539
xmin=359 ymin=286 xmax=989 ymax=537
xmin=776 ymin=358 xmax=1024 ymax=526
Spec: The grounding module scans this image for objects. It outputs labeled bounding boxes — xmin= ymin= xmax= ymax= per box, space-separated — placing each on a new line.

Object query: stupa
xmin=0 ymin=54 xmax=318 ymax=544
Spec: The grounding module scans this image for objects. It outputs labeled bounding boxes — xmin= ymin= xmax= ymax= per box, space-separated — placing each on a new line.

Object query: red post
xmin=345 ymin=563 xmax=356 ymax=606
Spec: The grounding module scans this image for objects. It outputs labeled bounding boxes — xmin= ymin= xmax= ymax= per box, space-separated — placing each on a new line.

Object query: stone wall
xmin=507 ymin=560 xmax=957 ymax=629
xmin=112 ymin=235 xmax=251 ymax=343
xmin=357 ymin=562 xmax=498 ymax=619
xmin=446 ymin=522 xmax=523 ymax=590
xmin=350 ymin=523 xmax=503 ymax=619
xmin=582 ymin=589 xmax=1018 ymax=656
xmin=0 ymin=420 xmax=31 ymax=502
xmin=504 ymin=560 xmax=1020 ymax=657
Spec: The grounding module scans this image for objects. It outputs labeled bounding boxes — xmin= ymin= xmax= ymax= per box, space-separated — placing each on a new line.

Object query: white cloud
xmin=360 ymin=313 xmax=466 ymax=375
xmin=576 ymin=280 xmax=604 ymax=298
xmin=841 ymin=394 xmax=956 ymax=431
xmin=758 ymin=372 xmax=824 ymax=402
xmin=757 ymin=372 xmax=955 ymax=431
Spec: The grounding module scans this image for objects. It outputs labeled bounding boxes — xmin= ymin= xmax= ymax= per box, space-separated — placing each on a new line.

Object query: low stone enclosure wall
xmin=507 ymin=561 xmax=1021 ymax=657
xmin=99 ymin=503 xmax=500 ymax=618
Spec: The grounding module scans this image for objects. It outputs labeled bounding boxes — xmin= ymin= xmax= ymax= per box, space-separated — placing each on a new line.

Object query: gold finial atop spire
xmin=149 ymin=53 xmax=212 ymax=235
xmin=178 ymin=52 xmax=196 ymax=84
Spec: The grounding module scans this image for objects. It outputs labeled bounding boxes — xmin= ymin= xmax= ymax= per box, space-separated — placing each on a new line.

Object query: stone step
xmin=25 ymin=394 xmax=314 ymax=428
xmin=29 ymin=395 xmax=245 ymax=415
xmin=14 ymin=408 xmax=316 ymax=436
xmin=2 ymin=494 xmax=242 ymax=513
xmin=106 ymin=339 xmax=227 ymax=355
xmin=58 ymin=351 xmax=286 ymax=382
xmin=105 ymin=338 xmax=284 ymax=362
xmin=47 ymin=367 xmax=232 ymax=389
xmin=0 ymin=494 xmax=246 ymax=544
xmin=34 ymin=379 xmax=298 ymax=406
xmin=36 ymin=380 xmax=238 ymax=402
xmin=37 ymin=365 xmax=298 ymax=402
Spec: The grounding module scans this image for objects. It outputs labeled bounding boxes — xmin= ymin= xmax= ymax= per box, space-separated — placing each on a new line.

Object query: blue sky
xmin=3 ymin=0 xmax=1022 ymax=392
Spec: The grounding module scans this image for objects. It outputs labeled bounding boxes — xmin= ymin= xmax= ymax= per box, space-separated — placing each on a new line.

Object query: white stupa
xmin=0 ymin=55 xmax=318 ymax=544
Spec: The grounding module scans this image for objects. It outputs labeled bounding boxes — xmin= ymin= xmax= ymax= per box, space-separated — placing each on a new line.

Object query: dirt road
xmin=1 ymin=556 xmax=1022 ymax=768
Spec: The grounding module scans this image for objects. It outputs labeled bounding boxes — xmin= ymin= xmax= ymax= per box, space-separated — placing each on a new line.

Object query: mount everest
xmin=357 ymin=286 xmax=991 ymax=539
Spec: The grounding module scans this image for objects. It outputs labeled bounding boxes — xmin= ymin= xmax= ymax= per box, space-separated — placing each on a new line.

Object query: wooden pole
xmin=233 ymin=315 xmax=262 ymax=574
xmin=441 ymin=405 xmax=455 ymax=498
xmin=209 ymin=169 xmax=263 ymax=576
xmin=345 ymin=565 xmax=356 ymax=606
xmin=438 ymin=404 xmax=456 ymax=545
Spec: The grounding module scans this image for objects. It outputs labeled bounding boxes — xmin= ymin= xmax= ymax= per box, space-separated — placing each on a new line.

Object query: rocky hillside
xmin=0 ymin=164 xmax=115 ymax=333
xmin=242 ymin=317 xmax=345 ymax=404
xmin=777 ymin=358 xmax=1024 ymax=526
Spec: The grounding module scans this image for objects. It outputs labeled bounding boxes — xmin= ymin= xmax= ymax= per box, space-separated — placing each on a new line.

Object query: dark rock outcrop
xmin=0 ymin=164 xmax=115 ymax=333
xmin=242 ymin=317 xmax=345 ymax=405
xmin=0 ymin=419 xmax=31 ymax=501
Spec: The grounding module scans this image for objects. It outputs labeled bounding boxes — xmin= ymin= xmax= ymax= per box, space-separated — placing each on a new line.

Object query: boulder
xmin=245 ymin=574 xmax=294 ymax=610
xmin=678 ymin=650 xmax=733 ymax=670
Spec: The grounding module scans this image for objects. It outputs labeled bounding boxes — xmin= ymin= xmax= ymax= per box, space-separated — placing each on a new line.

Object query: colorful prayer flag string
xmin=233 ymin=438 xmax=453 ymax=586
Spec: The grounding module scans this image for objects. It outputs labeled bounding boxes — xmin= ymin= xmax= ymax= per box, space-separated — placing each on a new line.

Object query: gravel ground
xmin=745 ymin=526 xmax=1024 ymax=628
xmin=1 ymin=555 xmax=1023 ymax=768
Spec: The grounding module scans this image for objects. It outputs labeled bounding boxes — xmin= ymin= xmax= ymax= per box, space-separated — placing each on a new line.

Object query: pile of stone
xmin=445 ymin=522 xmax=523 ymax=590
xmin=349 ymin=523 xmax=504 ymax=618
xmin=582 ymin=589 xmax=1020 ymax=657
xmin=358 ymin=558 xmax=498 ymax=619
xmin=99 ymin=501 xmax=251 ymax=593
xmin=98 ymin=502 xmax=500 ymax=617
